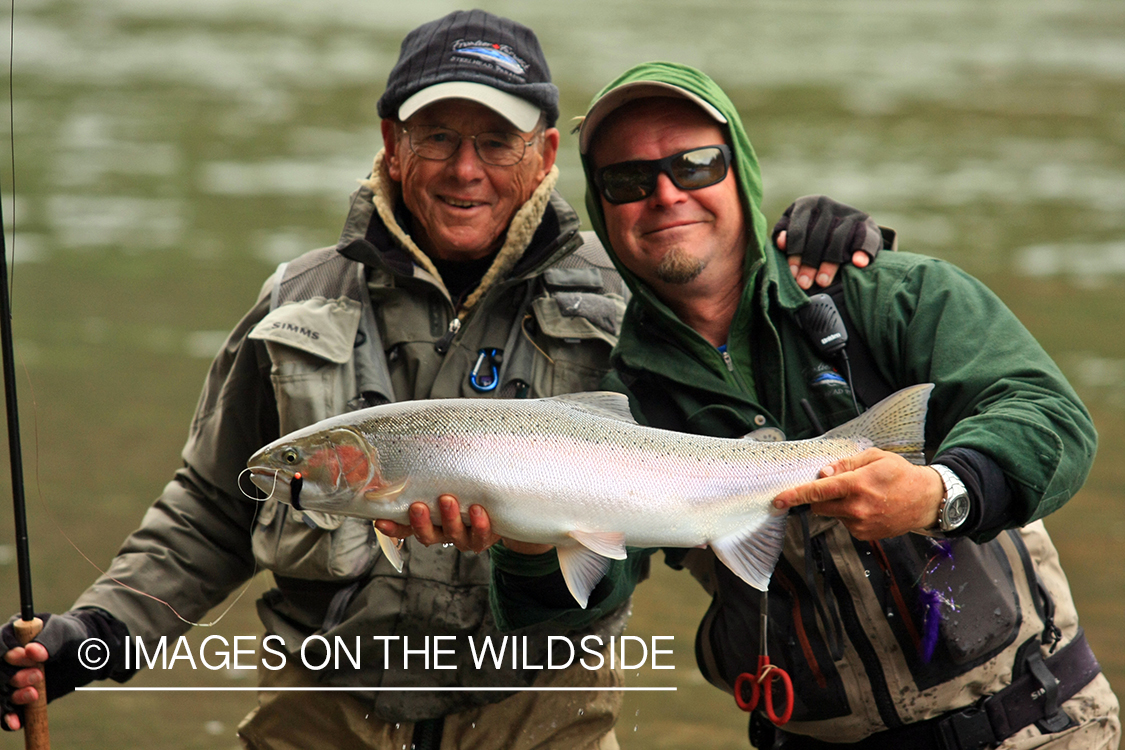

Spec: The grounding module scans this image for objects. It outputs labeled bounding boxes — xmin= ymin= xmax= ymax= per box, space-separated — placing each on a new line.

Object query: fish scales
xmin=349 ymin=403 xmax=854 ymax=544
xmin=248 ymin=384 xmax=933 ymax=607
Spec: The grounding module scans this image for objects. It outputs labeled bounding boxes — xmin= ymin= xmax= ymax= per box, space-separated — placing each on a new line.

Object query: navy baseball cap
xmin=377 ymin=10 xmax=559 ymax=132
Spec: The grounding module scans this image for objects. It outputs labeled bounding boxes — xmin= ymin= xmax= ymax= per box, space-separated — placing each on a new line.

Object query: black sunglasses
xmin=594 ymin=145 xmax=732 ymax=204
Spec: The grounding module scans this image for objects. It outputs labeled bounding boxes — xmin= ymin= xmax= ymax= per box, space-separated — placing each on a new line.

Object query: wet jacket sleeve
xmin=843 ymin=255 xmax=1097 ymax=542
xmin=72 ymin=294 xmax=279 ymax=647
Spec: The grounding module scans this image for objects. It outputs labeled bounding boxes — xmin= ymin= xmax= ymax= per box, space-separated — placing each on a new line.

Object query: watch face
xmin=944 ymin=493 xmax=971 ymax=529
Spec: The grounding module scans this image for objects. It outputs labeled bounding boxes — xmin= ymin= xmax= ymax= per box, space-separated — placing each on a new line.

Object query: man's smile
xmin=440 ymin=195 xmax=488 ymax=209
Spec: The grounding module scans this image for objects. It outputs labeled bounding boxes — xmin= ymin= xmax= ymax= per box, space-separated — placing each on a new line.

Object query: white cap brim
xmin=578 ymin=82 xmax=727 ymax=153
xmin=398 ymin=82 xmax=543 ymax=132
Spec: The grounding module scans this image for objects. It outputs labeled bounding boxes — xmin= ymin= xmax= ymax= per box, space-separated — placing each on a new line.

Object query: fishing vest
xmin=240 ymin=205 xmax=632 ymax=721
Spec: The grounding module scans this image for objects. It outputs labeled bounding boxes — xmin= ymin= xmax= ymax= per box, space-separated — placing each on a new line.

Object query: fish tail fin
xmin=823 ymin=383 xmax=934 ymax=465
xmin=711 ymin=511 xmax=789 ymax=591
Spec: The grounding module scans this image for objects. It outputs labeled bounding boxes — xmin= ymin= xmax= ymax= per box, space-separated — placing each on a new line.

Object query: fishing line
xmin=521 ymin=313 xmax=554 ymax=364
xmin=0 ymin=6 xmax=262 ymax=629
xmin=238 ymin=467 xmax=278 ymax=501
xmin=18 ymin=364 xmax=263 ymax=627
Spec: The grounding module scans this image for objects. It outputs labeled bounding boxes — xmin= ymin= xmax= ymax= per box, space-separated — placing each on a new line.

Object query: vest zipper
xmin=434 ymin=317 xmax=460 ymax=354
xmin=721 ymin=350 xmax=736 ymax=372
xmin=826 ymin=551 xmax=903 ymax=730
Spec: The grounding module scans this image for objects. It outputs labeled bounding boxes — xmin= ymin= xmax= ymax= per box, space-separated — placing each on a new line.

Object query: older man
xmin=490 ymin=63 xmax=1120 ymax=749
xmin=0 ymin=13 xmax=881 ymax=750
xmin=0 ymin=12 xmax=632 ymax=750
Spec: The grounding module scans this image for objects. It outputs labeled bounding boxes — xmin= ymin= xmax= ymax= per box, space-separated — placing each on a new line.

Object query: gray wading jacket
xmin=74 ymin=158 xmax=631 ymax=721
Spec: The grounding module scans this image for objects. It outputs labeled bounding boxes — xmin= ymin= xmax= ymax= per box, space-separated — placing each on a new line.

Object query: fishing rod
xmin=1 ymin=199 xmax=50 ymax=746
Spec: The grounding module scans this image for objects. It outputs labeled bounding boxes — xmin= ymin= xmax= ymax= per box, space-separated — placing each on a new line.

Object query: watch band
xmin=930 ymin=463 xmax=969 ymax=533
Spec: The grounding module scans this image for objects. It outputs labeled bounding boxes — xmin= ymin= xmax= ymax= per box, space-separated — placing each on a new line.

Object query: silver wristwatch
xmin=921 ymin=463 xmax=971 ymax=536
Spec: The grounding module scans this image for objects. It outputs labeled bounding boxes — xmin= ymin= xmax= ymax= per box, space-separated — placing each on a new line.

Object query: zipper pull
xmin=721 ymin=350 xmax=735 ymax=372
xmin=434 ymin=317 xmax=461 ymax=354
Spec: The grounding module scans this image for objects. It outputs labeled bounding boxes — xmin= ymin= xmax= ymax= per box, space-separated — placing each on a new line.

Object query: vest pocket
xmin=249 ymin=310 xmax=376 ymax=582
xmin=520 ymin=294 xmax=623 ymax=396
xmin=251 ymin=498 xmax=377 ymax=580
xmin=860 ymin=534 xmax=1022 ymax=687
xmin=700 ymin=556 xmax=852 ymax=724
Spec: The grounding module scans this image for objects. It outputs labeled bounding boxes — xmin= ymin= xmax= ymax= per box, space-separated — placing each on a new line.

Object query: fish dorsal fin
xmin=710 ymin=511 xmax=789 ymax=591
xmin=822 ymin=383 xmax=933 ymax=465
xmin=556 ymin=544 xmax=612 ymax=609
xmin=373 ymin=525 xmax=405 ymax=572
xmin=568 ymin=529 xmax=627 ymax=560
xmin=548 ymin=391 xmax=636 ymax=423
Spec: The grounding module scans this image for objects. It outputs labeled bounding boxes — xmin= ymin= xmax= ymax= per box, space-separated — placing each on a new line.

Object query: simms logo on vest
xmin=270 ymin=321 xmax=320 ymax=340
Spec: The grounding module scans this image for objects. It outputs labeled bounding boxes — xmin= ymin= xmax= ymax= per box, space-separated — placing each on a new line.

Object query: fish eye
xmin=281 ymin=448 xmax=300 ymax=465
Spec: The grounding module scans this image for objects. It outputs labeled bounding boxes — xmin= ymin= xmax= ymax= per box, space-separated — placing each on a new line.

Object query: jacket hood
xmin=578 ymin=62 xmax=771 ymax=302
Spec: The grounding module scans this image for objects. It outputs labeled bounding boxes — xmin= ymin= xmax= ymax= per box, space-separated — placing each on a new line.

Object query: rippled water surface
xmin=1 ymin=1 xmax=1123 ymax=747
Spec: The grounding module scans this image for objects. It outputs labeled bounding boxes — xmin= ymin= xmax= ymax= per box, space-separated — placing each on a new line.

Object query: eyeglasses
xmin=401 ymin=125 xmax=539 ymax=167
xmin=594 ymin=145 xmax=732 ymax=204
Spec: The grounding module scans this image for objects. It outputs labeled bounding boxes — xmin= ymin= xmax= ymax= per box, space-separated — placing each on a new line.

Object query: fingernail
xmin=789 ymin=264 xmax=798 ymax=278
xmin=817 ymin=273 xmax=831 ymax=287
xmin=797 ymin=274 xmax=811 ymax=289
xmin=821 ymin=466 xmax=836 ymax=477
xmin=410 ymin=505 xmax=424 ymax=518
xmin=773 ymin=499 xmax=786 ymax=509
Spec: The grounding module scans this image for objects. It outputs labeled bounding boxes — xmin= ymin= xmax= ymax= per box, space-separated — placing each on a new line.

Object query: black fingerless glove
xmin=773 ymin=194 xmax=885 ymax=268
xmin=1 ymin=608 xmax=134 ymax=729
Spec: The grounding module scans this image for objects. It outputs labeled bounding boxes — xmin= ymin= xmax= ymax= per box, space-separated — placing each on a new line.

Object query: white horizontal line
xmin=78 ymin=686 xmax=677 ymax=692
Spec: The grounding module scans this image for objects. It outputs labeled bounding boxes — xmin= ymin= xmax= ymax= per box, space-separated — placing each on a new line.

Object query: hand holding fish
xmin=374 ymin=495 xmax=553 ymax=555
xmin=772 ymin=447 xmax=944 ymax=540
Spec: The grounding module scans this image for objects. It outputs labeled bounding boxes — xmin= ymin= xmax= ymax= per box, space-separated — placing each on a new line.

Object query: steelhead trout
xmin=247 ymin=383 xmax=933 ymax=607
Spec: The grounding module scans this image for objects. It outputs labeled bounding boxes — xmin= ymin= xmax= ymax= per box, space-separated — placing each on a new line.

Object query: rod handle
xmin=13 ymin=617 xmax=50 ymax=750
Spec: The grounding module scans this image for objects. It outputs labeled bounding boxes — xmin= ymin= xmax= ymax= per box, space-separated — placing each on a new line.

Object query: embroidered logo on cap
xmin=452 ymin=39 xmax=527 ymax=77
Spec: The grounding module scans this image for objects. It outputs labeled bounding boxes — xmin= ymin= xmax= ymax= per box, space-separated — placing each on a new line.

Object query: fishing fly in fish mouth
xmin=244 ymin=384 xmax=932 ymax=609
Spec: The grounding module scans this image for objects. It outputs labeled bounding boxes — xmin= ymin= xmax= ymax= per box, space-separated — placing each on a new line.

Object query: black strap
xmin=771 ymin=630 xmax=1101 ymax=750
xmin=822 ymin=283 xmax=894 ymax=409
xmin=799 ymin=511 xmax=844 ymax=662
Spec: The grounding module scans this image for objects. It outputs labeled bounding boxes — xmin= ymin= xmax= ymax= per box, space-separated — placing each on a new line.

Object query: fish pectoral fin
xmin=567 ymin=530 xmax=627 ymax=560
xmin=365 ymin=478 xmax=408 ymax=503
xmin=373 ymin=524 xmax=405 ymax=572
xmin=710 ymin=512 xmax=789 ymax=592
xmin=555 ymin=544 xmax=613 ymax=610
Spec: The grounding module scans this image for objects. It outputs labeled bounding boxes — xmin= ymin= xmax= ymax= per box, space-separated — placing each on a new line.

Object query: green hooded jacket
xmin=579 ymin=62 xmax=1095 ymax=529
xmin=491 ymin=62 xmax=1099 ymax=739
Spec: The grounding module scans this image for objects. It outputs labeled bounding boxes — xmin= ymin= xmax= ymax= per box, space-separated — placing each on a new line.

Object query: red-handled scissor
xmin=734 ymin=591 xmax=794 ymax=725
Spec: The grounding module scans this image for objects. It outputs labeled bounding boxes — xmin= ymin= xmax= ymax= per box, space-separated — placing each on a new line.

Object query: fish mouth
xmin=246 ymin=466 xmax=293 ymax=497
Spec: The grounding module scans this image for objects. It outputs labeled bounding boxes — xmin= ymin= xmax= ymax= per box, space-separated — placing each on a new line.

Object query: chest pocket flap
xmin=532 ymin=292 xmax=625 ymax=347
xmin=249 ymin=296 xmax=362 ymax=363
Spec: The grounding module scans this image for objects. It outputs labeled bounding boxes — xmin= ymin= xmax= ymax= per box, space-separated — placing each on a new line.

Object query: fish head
xmin=247 ymin=427 xmax=379 ymax=510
